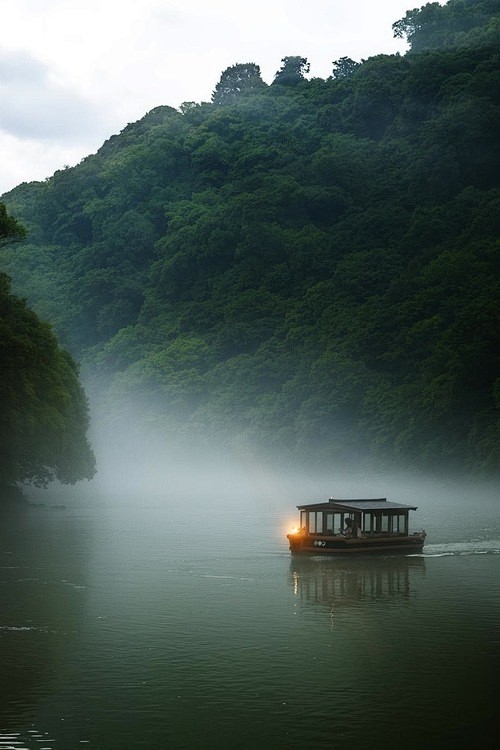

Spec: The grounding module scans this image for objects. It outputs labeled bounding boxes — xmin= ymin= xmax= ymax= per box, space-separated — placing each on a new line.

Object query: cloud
xmin=0 ymin=49 xmax=111 ymax=142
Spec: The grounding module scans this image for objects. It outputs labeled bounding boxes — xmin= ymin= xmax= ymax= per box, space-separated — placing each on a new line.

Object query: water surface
xmin=1 ymin=481 xmax=498 ymax=749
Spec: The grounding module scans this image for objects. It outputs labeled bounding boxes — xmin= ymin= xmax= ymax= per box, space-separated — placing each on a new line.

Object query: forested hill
xmin=2 ymin=0 xmax=500 ymax=475
xmin=0 ymin=205 xmax=95 ymax=492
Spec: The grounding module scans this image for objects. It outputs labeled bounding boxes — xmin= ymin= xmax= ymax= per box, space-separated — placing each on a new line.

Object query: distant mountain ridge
xmin=2 ymin=0 xmax=500 ymax=474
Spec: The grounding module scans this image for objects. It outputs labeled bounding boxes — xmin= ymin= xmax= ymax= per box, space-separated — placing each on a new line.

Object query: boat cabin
xmin=298 ymin=497 xmax=416 ymax=537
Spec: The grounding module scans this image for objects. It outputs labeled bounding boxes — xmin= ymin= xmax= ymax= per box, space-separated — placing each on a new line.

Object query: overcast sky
xmin=0 ymin=1 xmax=431 ymax=195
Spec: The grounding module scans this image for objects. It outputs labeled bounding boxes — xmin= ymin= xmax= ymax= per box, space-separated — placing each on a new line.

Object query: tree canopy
xmin=332 ymin=57 xmax=360 ymax=78
xmin=272 ymin=56 xmax=310 ymax=85
xmin=0 ymin=203 xmax=95 ymax=489
xmin=212 ymin=63 xmax=266 ymax=105
xmin=0 ymin=203 xmax=25 ymax=245
xmin=393 ymin=0 xmax=500 ymax=51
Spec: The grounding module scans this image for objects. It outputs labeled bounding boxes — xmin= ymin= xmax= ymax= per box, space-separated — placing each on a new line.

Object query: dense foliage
xmin=2 ymin=0 xmax=500 ymax=474
xmin=0 ymin=204 xmax=95 ymax=489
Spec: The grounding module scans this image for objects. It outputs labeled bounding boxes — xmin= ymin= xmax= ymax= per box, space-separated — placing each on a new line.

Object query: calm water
xmin=1 ymin=479 xmax=499 ymax=750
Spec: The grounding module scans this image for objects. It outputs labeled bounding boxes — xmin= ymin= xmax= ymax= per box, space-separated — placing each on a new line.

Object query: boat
xmin=287 ymin=497 xmax=426 ymax=555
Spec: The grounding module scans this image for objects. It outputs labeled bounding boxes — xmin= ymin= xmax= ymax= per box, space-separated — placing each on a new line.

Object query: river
xmin=1 ymin=473 xmax=498 ymax=749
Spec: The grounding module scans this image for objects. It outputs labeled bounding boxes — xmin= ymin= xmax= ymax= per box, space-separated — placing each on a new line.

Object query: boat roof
xmin=296 ymin=498 xmax=418 ymax=512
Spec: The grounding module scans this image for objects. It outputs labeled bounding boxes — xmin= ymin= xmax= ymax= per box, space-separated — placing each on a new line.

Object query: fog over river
xmin=1 ymin=452 xmax=498 ymax=750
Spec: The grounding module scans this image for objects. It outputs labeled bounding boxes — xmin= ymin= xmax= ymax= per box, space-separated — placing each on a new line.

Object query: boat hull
xmin=287 ymin=532 xmax=426 ymax=555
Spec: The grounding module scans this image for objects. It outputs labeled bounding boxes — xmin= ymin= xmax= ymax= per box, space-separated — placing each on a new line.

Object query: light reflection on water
xmin=0 ymin=487 xmax=499 ymax=750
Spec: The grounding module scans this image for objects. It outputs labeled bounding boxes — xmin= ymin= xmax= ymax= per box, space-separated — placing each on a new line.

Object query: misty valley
xmin=1 ymin=1 xmax=500 ymax=748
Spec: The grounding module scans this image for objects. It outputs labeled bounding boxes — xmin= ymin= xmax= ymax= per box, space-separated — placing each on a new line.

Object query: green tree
xmin=393 ymin=0 xmax=500 ymax=52
xmin=212 ymin=63 xmax=266 ymax=105
xmin=0 ymin=204 xmax=95 ymax=489
xmin=272 ymin=56 xmax=310 ymax=85
xmin=332 ymin=56 xmax=359 ymax=78
xmin=0 ymin=202 xmax=25 ymax=245
xmin=393 ymin=3 xmax=445 ymax=51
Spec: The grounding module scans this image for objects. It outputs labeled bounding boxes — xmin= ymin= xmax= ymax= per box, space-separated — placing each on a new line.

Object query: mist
xmin=24 ymin=382 xmax=499 ymax=558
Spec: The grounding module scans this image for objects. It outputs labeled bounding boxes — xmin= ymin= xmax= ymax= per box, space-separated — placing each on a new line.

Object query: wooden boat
xmin=287 ymin=497 xmax=426 ymax=555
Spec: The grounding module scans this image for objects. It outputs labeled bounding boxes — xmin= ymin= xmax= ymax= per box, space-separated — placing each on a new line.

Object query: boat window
xmin=300 ymin=511 xmax=306 ymax=530
xmin=326 ymin=512 xmax=334 ymax=534
xmin=392 ymin=514 xmax=407 ymax=533
xmin=316 ymin=512 xmax=323 ymax=534
xmin=363 ymin=513 xmax=376 ymax=532
xmin=306 ymin=511 xmax=325 ymax=533
xmin=387 ymin=515 xmax=402 ymax=533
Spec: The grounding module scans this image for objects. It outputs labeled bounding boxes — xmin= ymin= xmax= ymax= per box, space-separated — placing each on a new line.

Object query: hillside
xmin=2 ymin=0 xmax=500 ymax=475
xmin=0 ymin=205 xmax=95 ymax=491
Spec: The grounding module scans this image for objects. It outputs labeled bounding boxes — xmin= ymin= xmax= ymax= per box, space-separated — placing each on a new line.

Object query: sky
xmin=0 ymin=0 xmax=426 ymax=195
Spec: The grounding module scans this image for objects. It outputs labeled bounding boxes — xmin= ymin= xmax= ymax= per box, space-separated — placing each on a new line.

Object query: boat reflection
xmin=289 ymin=555 xmax=426 ymax=608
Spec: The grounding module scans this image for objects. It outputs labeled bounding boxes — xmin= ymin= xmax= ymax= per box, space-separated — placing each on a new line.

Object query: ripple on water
xmin=0 ymin=728 xmax=57 ymax=749
xmin=424 ymin=539 xmax=500 ymax=556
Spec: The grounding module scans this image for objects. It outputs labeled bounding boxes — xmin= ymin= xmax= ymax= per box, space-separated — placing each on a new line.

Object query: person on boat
xmin=343 ymin=518 xmax=353 ymax=536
